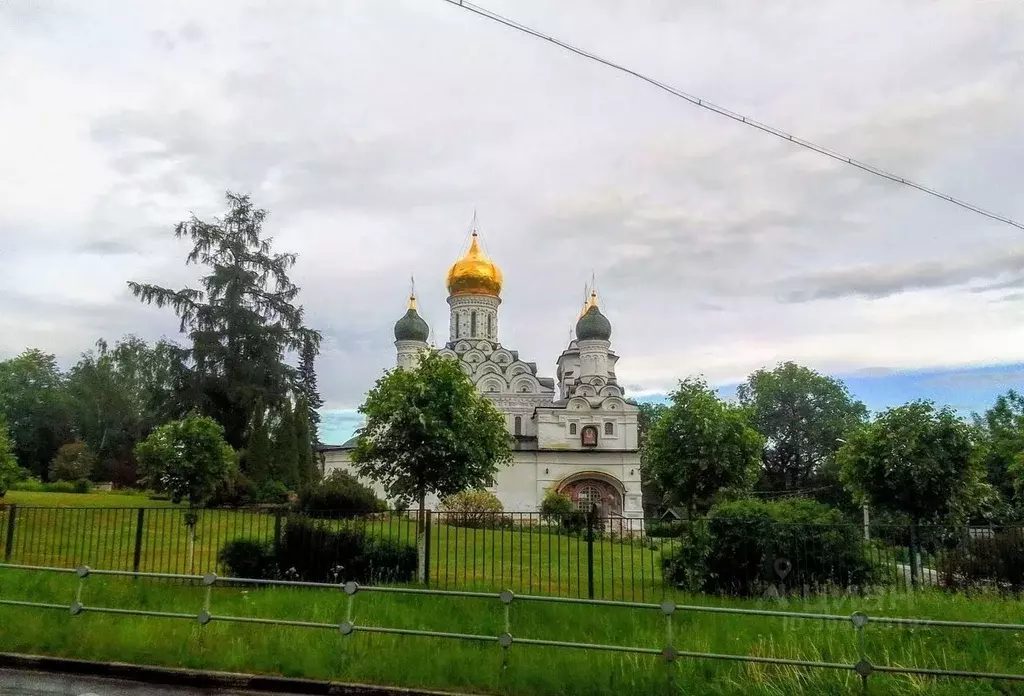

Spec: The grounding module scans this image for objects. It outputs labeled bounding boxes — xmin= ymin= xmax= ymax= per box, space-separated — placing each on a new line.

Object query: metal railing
xmin=1 ymin=563 xmax=1024 ymax=690
xmin=3 ymin=504 xmax=1023 ymax=600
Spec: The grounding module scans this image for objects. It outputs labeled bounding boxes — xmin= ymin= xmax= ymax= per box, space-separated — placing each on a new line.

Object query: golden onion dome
xmin=445 ymin=231 xmax=503 ymax=297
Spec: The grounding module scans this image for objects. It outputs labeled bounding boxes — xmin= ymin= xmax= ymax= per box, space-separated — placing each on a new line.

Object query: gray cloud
xmin=2 ymin=0 xmax=1024 ymax=406
xmin=778 ymin=249 xmax=1024 ymax=303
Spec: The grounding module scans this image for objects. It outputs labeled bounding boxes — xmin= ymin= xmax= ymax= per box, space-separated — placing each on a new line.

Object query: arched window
xmin=604 ymin=422 xmax=614 ymax=436
xmin=514 ymin=416 xmax=522 ymax=435
xmin=569 ymin=423 xmax=577 ymax=435
xmin=487 ymin=314 xmax=493 ymax=338
xmin=576 ymin=485 xmax=602 ymax=512
xmin=455 ymin=314 xmax=461 ymax=339
xmin=470 ymin=311 xmax=477 ymax=337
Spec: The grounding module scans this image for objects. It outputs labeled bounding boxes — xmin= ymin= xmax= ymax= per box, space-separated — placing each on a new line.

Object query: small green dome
xmin=394 ymin=305 xmax=429 ymax=342
xmin=575 ymin=304 xmax=612 ymax=341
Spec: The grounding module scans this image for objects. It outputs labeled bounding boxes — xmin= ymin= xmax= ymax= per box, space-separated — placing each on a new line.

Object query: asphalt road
xmin=0 ymin=669 xmax=298 ymax=696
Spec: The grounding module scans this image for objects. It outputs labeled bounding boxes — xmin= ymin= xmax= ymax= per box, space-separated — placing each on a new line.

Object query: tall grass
xmin=1 ymin=568 xmax=1023 ymax=695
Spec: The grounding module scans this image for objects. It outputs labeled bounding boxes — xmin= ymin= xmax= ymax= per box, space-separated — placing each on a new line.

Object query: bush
xmin=218 ymin=539 xmax=277 ymax=579
xmin=9 ymin=480 xmax=91 ymax=494
xmin=938 ymin=530 xmax=1024 ymax=592
xmin=540 ymin=489 xmax=588 ymax=534
xmin=646 ymin=519 xmax=686 ymax=538
xmin=49 ymin=442 xmax=96 ymax=482
xmin=440 ymin=490 xmax=504 ymax=528
xmin=255 ymin=479 xmax=290 ymax=505
xmin=662 ymin=499 xmax=878 ymax=596
xmin=209 ymin=466 xmax=257 ymax=508
xmin=299 ymin=470 xmax=386 ymax=517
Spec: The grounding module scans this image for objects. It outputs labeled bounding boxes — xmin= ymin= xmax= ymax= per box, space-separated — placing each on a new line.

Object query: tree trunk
xmin=416 ymin=491 xmax=427 ymax=583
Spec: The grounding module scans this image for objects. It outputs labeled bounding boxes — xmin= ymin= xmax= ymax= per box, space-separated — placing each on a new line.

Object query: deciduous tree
xmin=737 ymin=361 xmax=867 ymax=493
xmin=975 ymin=390 xmax=1024 ymax=504
xmin=0 ymin=417 xmax=19 ymax=498
xmin=351 ymin=350 xmax=512 ymax=531
xmin=644 ymin=377 xmax=763 ymax=518
xmin=0 ymin=349 xmax=73 ymax=480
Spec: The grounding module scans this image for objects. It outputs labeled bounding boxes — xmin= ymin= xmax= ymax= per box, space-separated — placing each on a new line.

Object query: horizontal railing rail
xmin=1 ymin=564 xmax=1024 ymax=688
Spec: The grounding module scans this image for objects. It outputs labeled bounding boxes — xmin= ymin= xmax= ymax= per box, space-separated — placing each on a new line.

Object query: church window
xmin=514 ymin=416 xmax=522 ymax=435
xmin=576 ymin=485 xmax=602 ymax=513
xmin=604 ymin=422 xmax=614 ymax=436
xmin=471 ymin=311 xmax=477 ymax=337
xmin=455 ymin=315 xmax=461 ymax=339
xmin=487 ymin=314 xmax=493 ymax=337
xmin=569 ymin=423 xmax=577 ymax=435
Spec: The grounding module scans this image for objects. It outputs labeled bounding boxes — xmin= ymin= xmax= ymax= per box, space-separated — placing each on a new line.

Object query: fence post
xmin=586 ymin=505 xmax=596 ymax=600
xmin=4 ymin=504 xmax=16 ymax=563
xmin=423 ymin=510 xmax=432 ymax=587
xmin=132 ymin=508 xmax=146 ymax=572
xmin=273 ymin=507 xmax=284 ymax=558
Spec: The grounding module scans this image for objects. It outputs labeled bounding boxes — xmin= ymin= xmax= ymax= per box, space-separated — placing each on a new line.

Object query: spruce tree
xmin=293 ymin=395 xmax=318 ymax=486
xmin=298 ymin=337 xmax=323 ymax=445
xmin=243 ymin=405 xmax=273 ymax=486
xmin=128 ymin=192 xmax=322 ymax=448
xmin=271 ymin=400 xmax=300 ymax=490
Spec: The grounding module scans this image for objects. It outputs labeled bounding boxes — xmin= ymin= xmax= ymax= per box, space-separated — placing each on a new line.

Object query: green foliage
xmin=539 ymin=489 xmax=586 ymax=533
xmin=737 ymin=361 xmax=868 ymax=494
xmin=271 ymin=400 xmax=300 ymax=489
xmin=217 ymin=539 xmax=277 ymax=580
xmin=48 ymin=442 xmax=97 ymax=482
xmin=975 ymin=390 xmax=1024 ymax=505
xmin=272 ymin=517 xmax=416 ymax=583
xmin=0 ymin=417 xmax=19 ymax=497
xmin=839 ymin=401 xmax=983 ymax=523
xmin=299 ymin=470 xmax=386 ymax=517
xmin=242 ymin=406 xmax=273 ymax=485
xmin=0 ymin=349 xmax=73 ymax=480
xmin=351 ymin=350 xmax=512 ymax=511
xmin=66 ymin=336 xmax=188 ymax=486
xmin=292 ymin=395 xmax=318 ymax=488
xmin=127 ymin=191 xmax=322 ymax=450
xmin=938 ymin=531 xmax=1024 ymax=592
xmin=9 ymin=480 xmax=92 ymax=494
xmin=634 ymin=401 xmax=667 ymax=514
xmin=439 ymin=489 xmax=504 ymax=528
xmin=662 ymin=499 xmax=877 ymax=595
xmin=643 ymin=377 xmax=762 ymax=517
xmin=134 ymin=414 xmax=234 ymax=507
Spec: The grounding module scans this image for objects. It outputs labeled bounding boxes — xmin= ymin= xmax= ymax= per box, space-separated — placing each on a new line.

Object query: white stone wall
xmin=394 ymin=339 xmax=427 ymax=370
xmin=535 ymin=399 xmax=638 ymax=451
xmin=322 ymin=447 xmax=642 ymax=517
xmin=577 ymin=339 xmax=610 ymax=378
xmin=447 ymin=294 xmax=500 ymax=342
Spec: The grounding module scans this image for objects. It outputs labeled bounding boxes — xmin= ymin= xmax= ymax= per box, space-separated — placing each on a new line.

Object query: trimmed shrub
xmin=540 ymin=489 xmax=587 ymax=534
xmin=440 ymin=490 xmax=504 ymax=528
xmin=662 ymin=499 xmax=878 ymax=596
xmin=218 ymin=539 xmax=277 ymax=579
xmin=10 ymin=480 xmax=90 ymax=494
xmin=938 ymin=530 xmax=1024 ymax=592
xmin=299 ymin=470 xmax=386 ymax=517
xmin=255 ymin=479 xmax=290 ymax=505
xmin=646 ymin=519 xmax=686 ymax=538
xmin=49 ymin=442 xmax=96 ymax=482
xmin=219 ymin=517 xmax=416 ymax=585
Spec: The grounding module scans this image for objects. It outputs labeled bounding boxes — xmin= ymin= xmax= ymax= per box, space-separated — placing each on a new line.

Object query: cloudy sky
xmin=2 ymin=0 xmax=1023 ymax=443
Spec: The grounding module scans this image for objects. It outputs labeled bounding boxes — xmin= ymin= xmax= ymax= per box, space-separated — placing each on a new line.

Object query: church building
xmin=322 ymin=227 xmax=643 ymax=521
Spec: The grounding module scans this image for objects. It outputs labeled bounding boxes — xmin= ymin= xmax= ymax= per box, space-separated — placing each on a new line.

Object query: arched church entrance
xmin=556 ymin=472 xmax=624 ymax=518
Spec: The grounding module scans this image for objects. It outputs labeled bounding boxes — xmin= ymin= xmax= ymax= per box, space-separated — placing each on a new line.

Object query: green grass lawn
xmin=2 ymin=490 xmax=175 ymax=508
xmin=1 ymin=497 xmax=673 ymax=599
xmin=1 ymin=567 xmax=1022 ymax=695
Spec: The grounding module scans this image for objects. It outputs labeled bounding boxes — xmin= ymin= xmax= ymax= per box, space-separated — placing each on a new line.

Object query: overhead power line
xmin=441 ymin=0 xmax=1024 ymax=232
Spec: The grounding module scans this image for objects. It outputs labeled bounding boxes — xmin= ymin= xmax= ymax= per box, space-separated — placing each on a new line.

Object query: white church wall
xmin=321 ymin=448 xmax=641 ymax=516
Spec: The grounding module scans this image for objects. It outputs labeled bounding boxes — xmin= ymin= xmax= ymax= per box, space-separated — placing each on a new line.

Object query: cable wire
xmin=440 ymin=0 xmax=1024 ymax=232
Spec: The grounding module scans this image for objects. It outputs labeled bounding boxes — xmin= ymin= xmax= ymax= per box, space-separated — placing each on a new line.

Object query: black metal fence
xmin=2 ymin=504 xmax=1023 ymax=600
